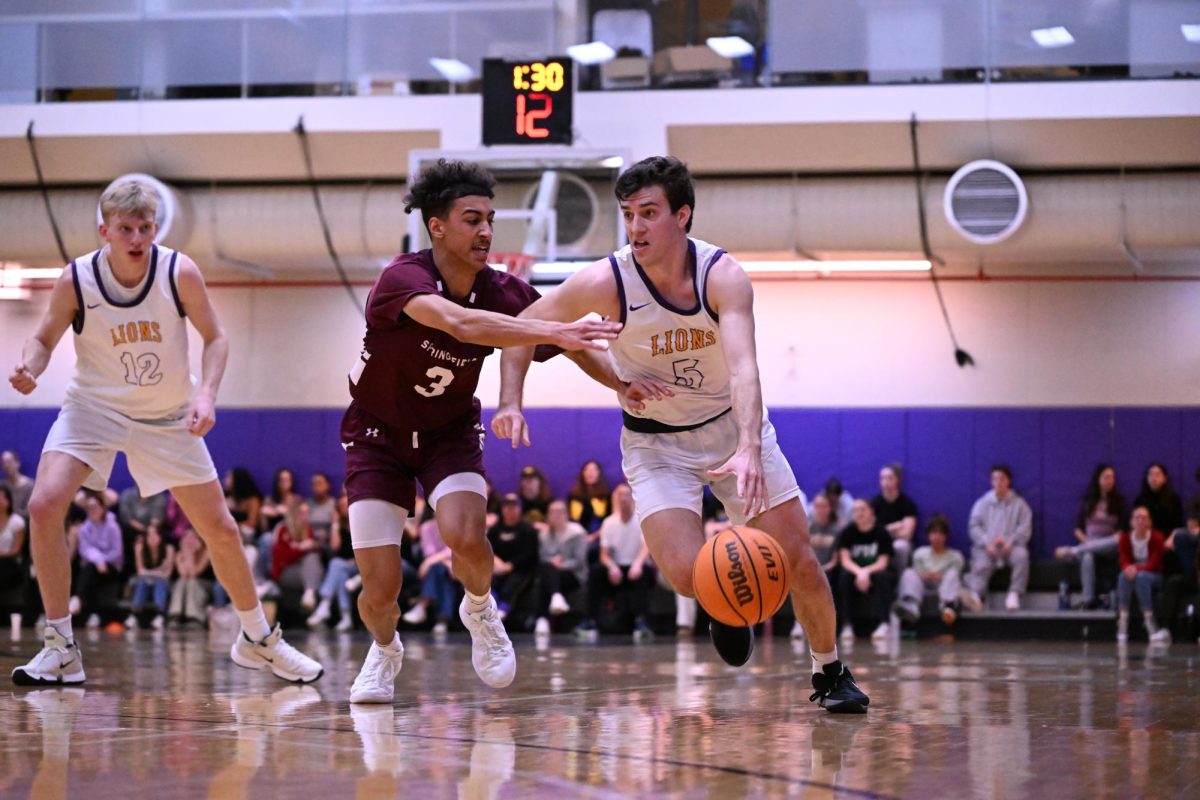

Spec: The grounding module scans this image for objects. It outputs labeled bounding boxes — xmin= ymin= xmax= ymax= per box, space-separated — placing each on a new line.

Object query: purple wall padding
xmin=3 ymin=406 xmax=1197 ymax=559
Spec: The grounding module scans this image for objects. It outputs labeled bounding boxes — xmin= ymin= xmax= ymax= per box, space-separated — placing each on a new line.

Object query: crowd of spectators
xmin=1 ymin=446 xmax=1198 ymax=645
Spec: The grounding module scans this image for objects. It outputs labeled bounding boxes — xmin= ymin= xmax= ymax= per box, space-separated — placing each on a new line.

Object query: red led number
xmin=515 ymin=93 xmax=552 ymax=139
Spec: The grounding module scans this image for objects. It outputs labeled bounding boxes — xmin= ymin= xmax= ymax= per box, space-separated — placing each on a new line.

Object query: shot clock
xmin=482 ymin=57 xmax=573 ymax=145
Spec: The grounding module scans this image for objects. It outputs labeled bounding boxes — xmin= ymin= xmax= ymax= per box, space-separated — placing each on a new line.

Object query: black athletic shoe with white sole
xmin=810 ymin=661 xmax=869 ymax=714
xmin=709 ymin=620 xmax=754 ymax=667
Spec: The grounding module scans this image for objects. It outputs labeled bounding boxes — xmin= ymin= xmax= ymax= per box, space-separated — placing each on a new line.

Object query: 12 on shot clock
xmin=482 ymin=58 xmax=574 ymax=145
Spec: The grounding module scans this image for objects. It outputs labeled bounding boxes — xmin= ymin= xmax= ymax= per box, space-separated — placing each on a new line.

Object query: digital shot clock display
xmin=482 ymin=58 xmax=573 ymax=145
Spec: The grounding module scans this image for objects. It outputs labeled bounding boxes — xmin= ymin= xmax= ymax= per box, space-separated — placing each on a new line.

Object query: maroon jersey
xmin=348 ymin=249 xmax=543 ymax=432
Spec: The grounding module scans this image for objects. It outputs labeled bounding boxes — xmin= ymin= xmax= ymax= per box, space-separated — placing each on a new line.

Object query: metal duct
xmin=2 ymin=173 xmax=1198 ymax=272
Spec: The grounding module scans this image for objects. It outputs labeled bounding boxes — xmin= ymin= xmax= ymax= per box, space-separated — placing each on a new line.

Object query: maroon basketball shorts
xmin=341 ymin=402 xmax=486 ymax=514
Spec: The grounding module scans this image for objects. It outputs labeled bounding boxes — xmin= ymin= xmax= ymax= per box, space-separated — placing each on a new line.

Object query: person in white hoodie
xmin=963 ymin=464 xmax=1033 ymax=612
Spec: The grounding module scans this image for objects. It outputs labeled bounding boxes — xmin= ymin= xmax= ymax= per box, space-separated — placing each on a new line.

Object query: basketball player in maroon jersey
xmin=343 ymin=159 xmax=620 ymax=703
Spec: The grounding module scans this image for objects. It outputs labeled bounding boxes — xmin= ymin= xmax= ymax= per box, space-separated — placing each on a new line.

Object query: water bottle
xmin=1058 ymin=580 xmax=1070 ymax=610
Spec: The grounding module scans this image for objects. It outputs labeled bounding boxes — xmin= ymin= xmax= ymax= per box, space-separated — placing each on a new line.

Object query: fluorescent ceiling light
xmin=1031 ymin=26 xmax=1075 ymax=48
xmin=566 ymin=41 xmax=616 ymax=65
xmin=742 ymin=260 xmax=931 ymax=274
xmin=0 ymin=287 xmax=31 ymax=300
xmin=705 ymin=35 xmax=755 ymax=59
xmin=429 ymin=58 xmax=474 ymax=82
xmin=2 ymin=265 xmax=63 ymax=280
xmin=599 ymin=155 xmax=625 ymax=169
xmin=1183 ymin=24 xmax=1200 ymax=43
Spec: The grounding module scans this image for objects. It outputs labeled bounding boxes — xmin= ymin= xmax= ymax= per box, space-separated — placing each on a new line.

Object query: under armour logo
xmin=366 ymin=428 xmax=380 ymax=438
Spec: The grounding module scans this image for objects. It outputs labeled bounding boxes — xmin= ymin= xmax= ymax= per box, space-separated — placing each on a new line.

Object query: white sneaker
xmin=68 ymin=596 xmax=81 ymax=616
xmin=230 ymin=624 xmax=324 ymax=684
xmin=334 ymin=615 xmax=353 ymax=633
xmin=548 ymin=592 xmax=570 ymax=616
xmin=790 ymin=621 xmax=806 ymax=641
xmin=307 ymin=599 xmax=332 ymax=628
xmin=870 ymin=622 xmax=890 ymax=641
xmin=459 ymin=596 xmax=516 ymax=688
xmin=839 ymin=625 xmax=855 ymax=643
xmin=301 ymin=588 xmax=317 ymax=611
xmin=432 ymin=620 xmax=448 ymax=636
xmin=534 ymin=617 xmax=551 ymax=637
xmin=402 ymin=604 xmax=428 ymax=625
xmin=345 ymin=574 xmax=363 ymax=593
xmin=1150 ymin=627 xmax=1172 ymax=645
xmin=350 ymin=639 xmax=405 ymax=704
xmin=85 ymin=614 xmax=101 ymax=629
xmin=1117 ymin=614 xmax=1129 ymax=642
xmin=124 ymin=614 xmax=138 ymax=629
xmin=1005 ymin=591 xmax=1020 ymax=611
xmin=151 ymin=614 xmax=164 ymax=630
xmin=961 ymin=589 xmax=984 ymax=613
xmin=12 ymin=626 xmax=86 ymax=685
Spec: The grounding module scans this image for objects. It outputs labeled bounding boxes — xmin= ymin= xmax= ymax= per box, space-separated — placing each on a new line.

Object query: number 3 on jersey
xmin=120 ymin=352 xmax=163 ymax=386
xmin=415 ymin=366 xmax=455 ymax=398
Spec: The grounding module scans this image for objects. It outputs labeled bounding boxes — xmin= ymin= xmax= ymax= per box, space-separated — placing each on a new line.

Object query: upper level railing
xmin=1 ymin=1 xmax=1196 ymax=104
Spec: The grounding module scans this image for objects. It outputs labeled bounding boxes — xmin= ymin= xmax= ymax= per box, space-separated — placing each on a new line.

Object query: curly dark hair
xmin=614 ymin=155 xmax=695 ymax=232
xmin=403 ymin=158 xmax=496 ymax=231
xmin=227 ymin=467 xmax=263 ymax=502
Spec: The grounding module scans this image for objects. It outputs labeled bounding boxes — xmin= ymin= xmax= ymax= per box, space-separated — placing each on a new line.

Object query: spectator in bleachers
xmin=223 ymin=467 xmax=263 ymax=539
xmin=1116 ymin=506 xmax=1167 ymax=643
xmin=169 ymin=527 xmax=211 ymax=625
xmin=568 ymin=460 xmax=612 ymax=534
xmin=518 ymin=465 xmax=552 ymax=525
xmin=1055 ymin=464 xmax=1127 ymax=609
xmin=307 ymin=472 xmax=339 ymax=553
xmin=70 ymin=491 xmax=124 ymax=628
xmin=402 ymin=506 xmax=459 ymax=635
xmin=533 ymin=499 xmax=589 ymax=636
xmin=0 ymin=485 xmax=27 ymax=606
xmin=261 ymin=467 xmax=298 ymax=534
xmin=487 ymin=493 xmax=541 ymax=625
xmin=1133 ymin=463 xmax=1184 ymax=537
xmin=836 ymin=499 xmax=895 ymax=642
xmin=125 ymin=520 xmax=175 ymax=630
xmin=963 ymin=464 xmax=1032 ymax=612
xmin=308 ymin=491 xmax=358 ymax=633
xmin=893 ymin=514 xmax=964 ymax=627
xmin=1155 ymin=505 xmax=1199 ymax=644
xmin=270 ymin=499 xmax=324 ymax=612
xmin=791 ymin=492 xmax=839 ymax=641
xmin=483 ymin=479 xmax=501 ymax=530
xmin=1 ymin=450 xmax=34 ymax=519
xmin=870 ymin=463 xmax=918 ymax=572
xmin=808 ymin=477 xmax=853 ymax=528
xmin=117 ymin=485 xmax=167 ymax=578
xmin=577 ymin=484 xmax=653 ymax=641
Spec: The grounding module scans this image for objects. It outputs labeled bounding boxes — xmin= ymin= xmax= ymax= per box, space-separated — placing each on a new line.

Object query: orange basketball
xmin=692 ymin=526 xmax=790 ymax=627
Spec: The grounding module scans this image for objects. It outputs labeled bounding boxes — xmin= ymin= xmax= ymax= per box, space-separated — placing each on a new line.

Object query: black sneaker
xmin=810 ymin=661 xmax=869 ymax=714
xmin=709 ymin=620 xmax=753 ymax=667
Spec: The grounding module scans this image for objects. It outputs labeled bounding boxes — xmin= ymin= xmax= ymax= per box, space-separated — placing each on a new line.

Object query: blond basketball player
xmin=496 ymin=157 xmax=870 ymax=712
xmin=8 ymin=181 xmax=322 ymax=686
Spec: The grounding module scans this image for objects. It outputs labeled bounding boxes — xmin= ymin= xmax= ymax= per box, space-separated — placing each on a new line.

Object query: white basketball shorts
xmin=43 ymin=399 xmax=218 ymax=497
xmin=620 ymin=409 xmax=804 ymax=526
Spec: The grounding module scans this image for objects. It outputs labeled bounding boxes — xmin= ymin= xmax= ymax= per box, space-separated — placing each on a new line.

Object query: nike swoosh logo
xmin=86 ymin=303 xmax=100 ymax=309
xmin=629 ymin=302 xmax=651 ymax=312
xmin=61 ymin=658 xmax=76 ymax=669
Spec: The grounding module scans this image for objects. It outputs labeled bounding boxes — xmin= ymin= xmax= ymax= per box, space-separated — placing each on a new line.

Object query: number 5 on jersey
xmin=415 ymin=366 xmax=454 ymax=397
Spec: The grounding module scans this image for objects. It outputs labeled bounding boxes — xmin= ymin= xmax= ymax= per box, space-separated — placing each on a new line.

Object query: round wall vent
xmin=522 ymin=172 xmax=598 ymax=252
xmin=943 ymin=160 xmax=1027 ymax=245
xmin=96 ymin=173 xmax=191 ymax=247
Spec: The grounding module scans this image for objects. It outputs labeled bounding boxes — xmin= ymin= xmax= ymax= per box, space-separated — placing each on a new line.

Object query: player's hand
xmin=9 ymin=363 xmax=36 ymax=394
xmin=187 ymin=392 xmax=217 ymax=437
xmin=707 ymin=445 xmax=767 ymax=521
xmin=491 ymin=406 xmax=530 ymax=448
xmin=553 ymin=313 xmax=622 ymax=352
xmin=621 ymin=377 xmax=674 ymax=412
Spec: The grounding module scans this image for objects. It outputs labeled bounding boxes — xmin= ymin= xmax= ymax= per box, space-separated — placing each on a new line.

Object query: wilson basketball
xmin=692 ymin=527 xmax=790 ymax=627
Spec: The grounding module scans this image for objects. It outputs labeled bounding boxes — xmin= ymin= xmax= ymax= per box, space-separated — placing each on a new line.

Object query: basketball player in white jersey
xmin=8 ymin=181 xmax=322 ymax=686
xmin=496 ymin=157 xmax=870 ymax=712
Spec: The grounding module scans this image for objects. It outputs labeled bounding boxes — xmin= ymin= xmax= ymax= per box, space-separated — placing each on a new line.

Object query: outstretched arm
xmin=176 ymin=256 xmax=228 ymax=436
xmin=9 ymin=268 xmax=78 ymax=395
xmin=404 ymin=292 xmax=619 ymax=352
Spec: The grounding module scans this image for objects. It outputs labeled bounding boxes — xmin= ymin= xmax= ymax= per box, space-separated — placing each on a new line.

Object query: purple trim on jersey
xmin=631 ymin=239 xmax=701 ymax=316
xmin=91 ymin=244 xmax=158 ymax=309
xmin=609 ymin=254 xmax=627 ymax=328
xmin=700 ymin=247 xmax=725 ymax=322
xmin=70 ymin=261 xmax=85 ymax=334
xmin=167 ymin=250 xmax=185 ymax=317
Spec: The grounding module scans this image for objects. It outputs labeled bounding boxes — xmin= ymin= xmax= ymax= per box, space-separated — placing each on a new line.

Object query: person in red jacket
xmin=1116 ymin=506 xmax=1166 ymax=642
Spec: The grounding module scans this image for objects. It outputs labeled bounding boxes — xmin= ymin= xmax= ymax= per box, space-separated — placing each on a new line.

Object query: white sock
xmin=46 ymin=615 xmax=73 ymax=644
xmin=377 ymin=633 xmax=402 ymax=653
xmin=236 ymin=606 xmax=272 ymax=640
xmin=465 ymin=589 xmax=491 ymax=613
xmin=811 ymin=648 xmax=839 ymax=675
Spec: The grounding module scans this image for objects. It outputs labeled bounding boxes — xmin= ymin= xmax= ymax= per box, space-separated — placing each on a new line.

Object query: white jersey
xmin=65 ymin=244 xmax=194 ymax=421
xmin=608 ymin=237 xmax=732 ymax=427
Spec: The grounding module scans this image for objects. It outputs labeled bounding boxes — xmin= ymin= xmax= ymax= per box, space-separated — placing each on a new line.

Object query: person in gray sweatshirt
xmin=534 ymin=499 xmax=589 ymax=636
xmin=963 ymin=464 xmax=1033 ymax=612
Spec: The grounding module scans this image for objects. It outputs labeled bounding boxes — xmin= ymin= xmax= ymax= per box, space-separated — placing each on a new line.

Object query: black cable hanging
xmin=293 ymin=116 xmax=364 ymax=319
xmin=26 ymin=121 xmax=71 ymax=265
xmin=908 ymin=113 xmax=974 ymax=368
